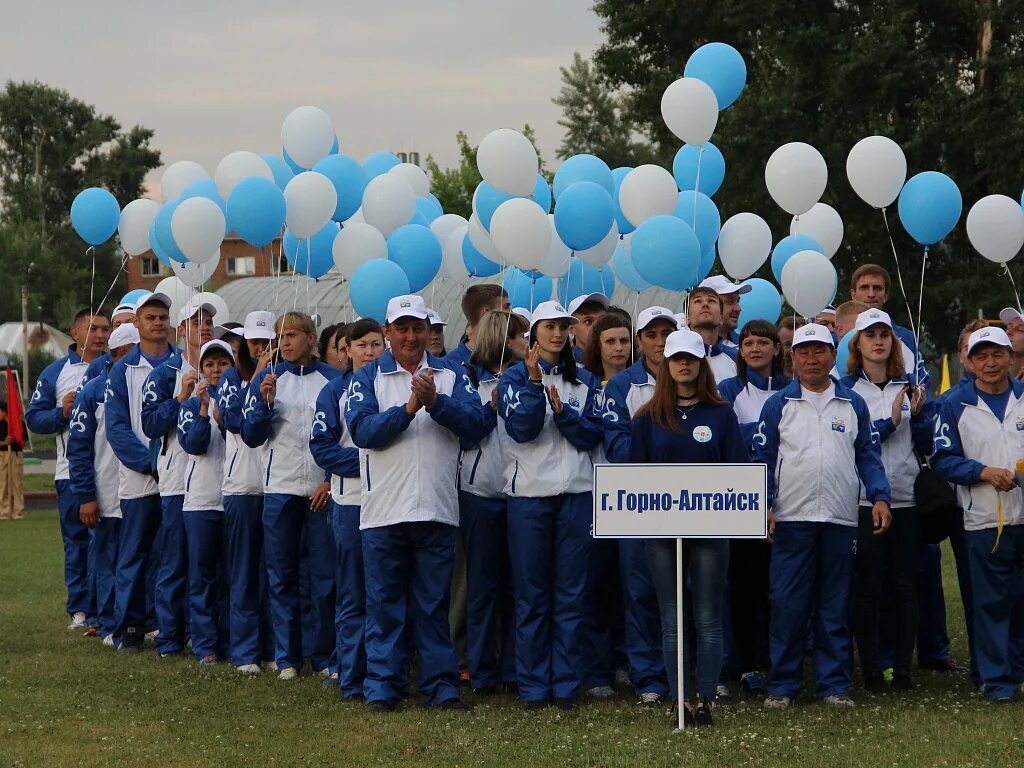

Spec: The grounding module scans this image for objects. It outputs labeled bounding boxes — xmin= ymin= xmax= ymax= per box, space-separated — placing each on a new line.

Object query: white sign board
xmin=593 ymin=463 xmax=768 ymax=539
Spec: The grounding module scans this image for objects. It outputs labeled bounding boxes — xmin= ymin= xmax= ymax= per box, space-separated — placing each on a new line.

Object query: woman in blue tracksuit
xmin=499 ymin=300 xmax=604 ymax=710
xmin=630 ymin=329 xmax=747 ymax=727
xmin=840 ymin=309 xmax=931 ymax=693
xmin=459 ymin=309 xmax=528 ymax=694
xmin=242 ymin=311 xmax=344 ymax=680
xmin=310 ymin=318 xmax=386 ymax=699
xmin=177 ymin=340 xmax=235 ymax=667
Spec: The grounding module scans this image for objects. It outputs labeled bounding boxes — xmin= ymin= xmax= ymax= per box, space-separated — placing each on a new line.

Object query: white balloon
xmin=619 ymin=165 xmax=679 ymax=227
xmin=361 ymin=174 xmax=416 ymax=237
xmin=161 ymin=161 xmax=208 ymax=203
xmin=846 ymin=136 xmax=907 ymax=209
xmin=388 ymin=163 xmax=430 ymax=197
xmin=718 ymin=212 xmax=772 ymax=280
xmin=153 ymin=276 xmax=193 ymax=323
xmin=195 ymin=291 xmax=230 ymax=325
xmin=661 ymin=78 xmax=719 ymax=146
xmin=477 ymin=128 xmax=538 ymax=196
xmin=284 ymin=172 xmax=337 ymax=239
xmin=790 ymin=203 xmax=844 ymax=259
xmin=539 ymin=214 xmax=572 ymax=278
xmin=442 ymin=226 xmax=471 ymax=281
xmin=214 ymin=151 xmax=273 ymax=200
xmin=765 ymin=142 xmax=828 ymax=215
xmin=468 ymin=214 xmax=502 ymax=263
xmin=332 ymin=222 xmax=387 ymax=278
xmin=343 ymin=208 xmax=365 ymax=225
xmin=490 ymin=199 xmax=551 ymax=271
xmin=430 ymin=213 xmax=469 ymax=246
xmin=170 ymin=197 xmax=225 ymax=264
xmin=966 ymin=194 xmax=1024 ymax=263
xmin=281 ymin=106 xmax=335 ymax=170
xmin=172 ymin=250 xmax=220 ymax=288
xmin=781 ymin=250 xmax=838 ymax=319
xmin=576 ymin=221 xmax=619 ymax=268
xmin=118 ymin=198 xmax=160 ymax=256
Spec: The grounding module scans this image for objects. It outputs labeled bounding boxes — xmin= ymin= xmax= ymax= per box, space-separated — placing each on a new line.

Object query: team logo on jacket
xmin=1016 ymin=417 xmax=1024 ymax=432
xmin=692 ymin=425 xmax=712 ymax=443
xmin=567 ymin=394 xmax=581 ymax=409
xmin=831 ymin=418 xmax=846 ymax=433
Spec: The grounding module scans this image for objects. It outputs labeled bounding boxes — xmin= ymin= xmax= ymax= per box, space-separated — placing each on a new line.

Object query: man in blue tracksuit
xmin=931 ymin=326 xmax=1024 ymax=702
xmin=443 ymin=284 xmax=509 ymax=370
xmin=752 ymin=323 xmax=891 ymax=709
xmin=105 ymin=292 xmax=178 ymax=652
xmin=141 ymin=296 xmax=216 ymax=657
xmin=346 ymin=294 xmax=493 ymax=712
xmin=26 ymin=308 xmax=111 ymax=630
xmin=598 ymin=306 xmax=678 ymax=706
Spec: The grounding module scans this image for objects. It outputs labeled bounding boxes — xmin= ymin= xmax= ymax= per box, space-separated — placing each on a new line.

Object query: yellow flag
xmin=939 ymin=354 xmax=952 ymax=394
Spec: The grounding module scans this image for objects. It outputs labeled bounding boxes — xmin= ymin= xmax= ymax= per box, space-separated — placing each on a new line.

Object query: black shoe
xmin=675 ymin=704 xmax=696 ymax=726
xmin=502 ymin=682 xmax=520 ymax=696
xmin=472 ymin=685 xmax=498 ymax=696
xmin=553 ymin=698 xmax=575 ymax=711
xmin=117 ymin=642 xmax=141 ymax=654
xmin=365 ymin=700 xmax=396 ymax=713
xmin=922 ymin=657 xmax=966 ymax=673
xmin=523 ymin=699 xmax=548 ymax=710
xmin=694 ymin=699 xmax=714 ymax=727
xmin=864 ymin=675 xmax=888 ymax=694
xmin=891 ymin=673 xmax=913 ymax=692
xmin=342 ymin=693 xmax=365 ymax=702
xmin=158 ymin=649 xmax=182 ymax=659
xmin=436 ymin=698 xmax=470 ymax=711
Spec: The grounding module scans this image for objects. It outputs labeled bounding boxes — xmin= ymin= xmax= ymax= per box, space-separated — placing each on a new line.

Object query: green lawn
xmin=0 ymin=511 xmax=1021 ymax=768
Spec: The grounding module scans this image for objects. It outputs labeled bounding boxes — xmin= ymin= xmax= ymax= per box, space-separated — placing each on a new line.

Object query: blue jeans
xmin=646 ymin=538 xmax=729 ymax=702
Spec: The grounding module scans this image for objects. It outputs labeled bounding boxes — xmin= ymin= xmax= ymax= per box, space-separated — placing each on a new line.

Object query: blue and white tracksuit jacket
xmin=26 ymin=346 xmax=92 ymax=481
xmin=599 ymin=359 xmax=656 ymax=464
xmin=141 ymin=355 xmax=193 ymax=499
xmin=177 ymin=394 xmax=227 ymax=512
xmin=310 ymin=372 xmax=362 ymax=506
xmin=717 ymin=369 xmax=791 ymax=452
xmin=216 ymin=368 xmax=263 ymax=495
xmin=458 ymin=366 xmax=505 ymax=500
xmin=707 ymin=341 xmax=738 ymax=386
xmin=67 ymin=371 xmax=121 ymax=519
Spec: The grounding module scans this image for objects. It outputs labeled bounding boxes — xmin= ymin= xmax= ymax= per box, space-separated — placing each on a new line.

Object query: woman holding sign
xmin=629 ymin=329 xmax=747 ymax=727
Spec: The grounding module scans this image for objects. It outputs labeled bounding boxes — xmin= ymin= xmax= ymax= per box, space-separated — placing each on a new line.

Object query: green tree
xmin=590 ymin=0 xmax=1024 ymax=354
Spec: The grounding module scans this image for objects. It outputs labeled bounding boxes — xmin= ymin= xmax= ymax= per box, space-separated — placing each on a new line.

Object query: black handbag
xmin=914 ymin=465 xmax=961 ymax=544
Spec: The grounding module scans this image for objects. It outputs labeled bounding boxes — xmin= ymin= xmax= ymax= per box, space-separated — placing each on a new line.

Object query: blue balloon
xmin=417 ymin=195 xmax=443 ymax=223
xmin=553 ymin=154 xmax=614 ymax=199
xmin=261 ymin=153 xmax=295 ymax=190
xmin=674 ymin=190 xmax=721 ymax=254
xmin=611 ymin=241 xmax=649 ymax=292
xmin=350 ymin=259 xmax=411 ymax=322
xmin=503 ymin=267 xmax=553 ymax=311
xmin=557 ymin=257 xmax=615 ymax=306
xmin=282 ymin=146 xmax=304 ymax=175
xmin=835 ymin=330 xmax=856 ymax=377
xmin=532 ymin=175 xmax=552 ymax=214
xmin=462 ymin=234 xmax=503 ymax=277
xmin=148 ymin=218 xmax=173 ymax=267
xmin=362 ymin=151 xmax=402 ymax=180
xmin=672 ymin=142 xmax=726 ymax=197
xmin=410 ymin=211 xmax=431 ymax=227
xmin=771 ymin=234 xmax=823 ymax=283
xmin=330 ymin=135 xmax=339 ymax=155
xmin=283 ymin=222 xmax=338 ymax=279
xmin=181 ymin=179 xmax=228 ymax=235
xmin=154 ymin=197 xmax=187 ymax=263
xmin=119 ymin=289 xmax=149 ymax=306
xmin=684 ymin=42 xmax=747 ymax=109
xmin=387 ymin=224 xmax=442 ymax=292
xmin=629 ymin=215 xmax=701 ymax=291
xmin=737 ymin=278 xmax=783 ymax=328
xmin=612 ymin=167 xmax=636 ymax=235
xmin=71 ymin=187 xmax=120 ymax=246
xmin=897 ymin=171 xmax=963 ymax=246
xmin=475 ymin=181 xmax=514 ymax=231
xmin=697 ymin=245 xmax=716 ymax=284
xmin=313 ymin=154 xmax=368 ymax=222
xmin=553 ymin=182 xmax=615 ymax=251
xmin=227 ymin=177 xmax=286 ymax=247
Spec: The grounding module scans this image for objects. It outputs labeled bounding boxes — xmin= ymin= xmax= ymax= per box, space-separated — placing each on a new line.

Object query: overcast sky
xmin=0 ymin=2 xmax=604 ymax=191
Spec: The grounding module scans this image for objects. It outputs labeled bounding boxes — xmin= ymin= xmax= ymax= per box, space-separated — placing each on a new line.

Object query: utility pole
xmin=21 ymin=283 xmax=29 ymax=401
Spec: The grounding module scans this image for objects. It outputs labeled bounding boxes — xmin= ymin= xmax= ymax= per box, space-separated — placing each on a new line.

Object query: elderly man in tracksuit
xmin=931 ymin=326 xmax=1024 ymax=703
xmin=598 ymin=306 xmax=678 ymax=706
xmin=345 ymin=294 xmax=493 ymax=713
xmin=752 ymin=323 xmax=891 ymax=709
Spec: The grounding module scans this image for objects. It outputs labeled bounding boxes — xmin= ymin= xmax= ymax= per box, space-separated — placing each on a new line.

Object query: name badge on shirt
xmin=1016 ymin=418 xmax=1024 ymax=432
xmin=692 ymin=425 xmax=713 ymax=443
xmin=831 ymin=418 xmax=846 ymax=433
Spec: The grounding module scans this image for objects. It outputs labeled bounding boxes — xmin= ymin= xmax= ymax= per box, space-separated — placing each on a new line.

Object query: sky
xmin=0 ymin=2 xmax=605 ymax=192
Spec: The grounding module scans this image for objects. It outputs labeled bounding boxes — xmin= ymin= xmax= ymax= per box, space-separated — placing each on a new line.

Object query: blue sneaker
xmin=740 ymin=671 xmax=766 ymax=696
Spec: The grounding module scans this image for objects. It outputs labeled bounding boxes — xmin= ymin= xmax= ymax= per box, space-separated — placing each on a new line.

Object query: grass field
xmin=1 ymin=510 xmax=1021 ymax=768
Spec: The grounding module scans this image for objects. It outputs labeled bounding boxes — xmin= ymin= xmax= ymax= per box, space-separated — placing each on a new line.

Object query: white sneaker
xmin=716 ymin=684 xmax=731 ymax=701
xmin=102 ymin=635 xmax=115 ymax=647
xmin=236 ymin=664 xmax=260 ymax=675
xmin=764 ymin=695 xmax=793 ymax=710
xmin=144 ymin=630 xmax=159 ymax=643
xmin=278 ymin=667 xmax=298 ymax=681
xmin=67 ymin=612 xmax=87 ymax=631
xmin=261 ymin=660 xmax=278 ymax=672
xmin=823 ymin=694 xmax=856 ymax=708
xmin=586 ymin=685 xmax=615 ymax=699
xmin=317 ymin=667 xmax=332 ymax=678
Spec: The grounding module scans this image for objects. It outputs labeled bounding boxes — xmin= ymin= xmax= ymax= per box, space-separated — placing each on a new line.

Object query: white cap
xmin=967 ymin=326 xmax=1012 ymax=355
xmin=511 ymin=307 xmax=532 ymax=325
xmin=791 ymin=323 xmax=836 ymax=348
xmin=214 ymin=323 xmax=244 ymax=340
xmin=108 ymin=324 xmax=139 ymax=350
xmin=530 ymin=300 xmax=577 ymax=330
xmin=817 ymin=305 xmax=837 ymax=317
xmin=636 ymin=306 xmax=680 ymax=333
xmin=664 ymin=329 xmax=707 ymax=359
xmin=426 ymin=308 xmax=446 ymax=327
xmin=177 ymin=297 xmax=217 ymax=325
xmin=386 ymin=295 xmax=430 ymax=324
xmin=854 ymin=308 xmax=893 ymax=333
xmin=999 ymin=307 xmax=1024 ymax=326
xmin=112 ymin=302 xmax=136 ymax=318
xmin=243 ymin=310 xmax=276 ymax=340
xmin=567 ymin=292 xmax=610 ymax=316
xmin=134 ymin=291 xmax=172 ymax=312
xmin=698 ymin=275 xmax=752 ymax=295
xmin=199 ymin=339 xmax=235 ymax=362
xmin=310 ymin=313 xmax=322 ymax=328
xmin=673 ymin=312 xmax=688 ymax=328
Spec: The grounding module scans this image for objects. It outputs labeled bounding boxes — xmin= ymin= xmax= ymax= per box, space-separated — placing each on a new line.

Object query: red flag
xmin=5 ymin=368 xmax=25 ymax=448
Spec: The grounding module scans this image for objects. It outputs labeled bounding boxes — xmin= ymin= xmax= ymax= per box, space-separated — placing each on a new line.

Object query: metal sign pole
xmin=674 ymin=536 xmax=686 ymax=734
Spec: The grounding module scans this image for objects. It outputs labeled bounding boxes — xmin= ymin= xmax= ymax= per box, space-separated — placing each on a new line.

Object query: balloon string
xmin=91 ymin=254 xmax=130 ymax=334
xmin=880 ymin=207 xmax=919 ymax=343
xmin=84 ymin=246 xmax=97 ymax=353
xmin=631 ymin=290 xmax=640 ymax=366
xmin=1003 ymin=263 xmax=1023 ymax=313
xmin=914 ymin=247 xmax=928 ymax=383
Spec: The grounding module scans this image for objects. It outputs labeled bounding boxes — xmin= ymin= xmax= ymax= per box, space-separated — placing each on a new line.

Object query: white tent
xmin=0 ymin=322 xmax=73 ymax=360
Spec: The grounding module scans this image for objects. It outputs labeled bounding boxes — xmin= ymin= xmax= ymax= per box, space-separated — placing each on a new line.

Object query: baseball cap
xmin=214 ymin=321 xmax=244 ymax=340
xmin=698 ymin=275 xmax=752 ymax=296
xmin=567 ymin=292 xmax=611 ymax=316
xmin=967 ymin=326 xmax=1012 ymax=355
xmin=385 ymin=295 xmax=430 ymax=324
xmin=511 ymin=307 xmax=532 ymax=325
xmin=108 ymin=324 xmax=140 ymax=350
xmin=817 ymin=304 xmax=837 ymax=317
xmin=791 ymin=323 xmax=836 ymax=348
xmin=177 ymin=297 xmax=218 ymax=325
xmin=854 ymin=309 xmax=894 ymax=333
xmin=999 ymin=307 xmax=1024 ymax=326
xmin=243 ymin=311 xmax=276 ymax=340
xmin=112 ymin=302 xmax=136 ymax=318
xmin=426 ymin=309 xmax=446 ymax=327
xmin=199 ymin=339 xmax=235 ymax=363
xmin=134 ymin=291 xmax=173 ymax=312
xmin=636 ymin=306 xmax=680 ymax=333
xmin=664 ymin=329 xmax=707 ymax=359
xmin=530 ymin=300 xmax=578 ymax=330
